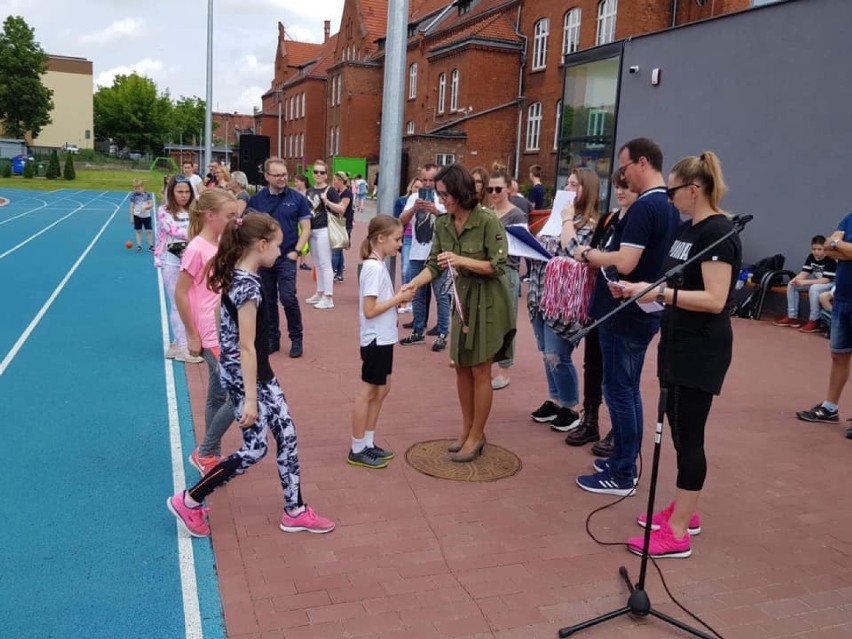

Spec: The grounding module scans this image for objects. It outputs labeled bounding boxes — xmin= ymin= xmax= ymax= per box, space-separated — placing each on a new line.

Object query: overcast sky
xmin=0 ymin=0 xmax=345 ymax=114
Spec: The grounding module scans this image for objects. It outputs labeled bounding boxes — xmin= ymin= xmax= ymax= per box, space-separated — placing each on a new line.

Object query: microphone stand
xmin=558 ymin=214 xmax=751 ymax=638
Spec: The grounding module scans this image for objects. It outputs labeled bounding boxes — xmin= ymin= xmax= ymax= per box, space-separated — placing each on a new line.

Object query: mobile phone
xmin=418 ymin=187 xmax=434 ymax=202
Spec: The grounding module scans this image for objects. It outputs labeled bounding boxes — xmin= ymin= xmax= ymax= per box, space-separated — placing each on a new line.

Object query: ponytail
xmin=360 ymin=215 xmax=402 ymax=260
xmin=207 ymin=214 xmax=281 ymax=294
xmin=671 ymin=151 xmax=728 ymax=213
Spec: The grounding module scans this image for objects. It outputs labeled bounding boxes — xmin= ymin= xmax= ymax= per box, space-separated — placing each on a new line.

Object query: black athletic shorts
xmin=360 ymin=340 xmax=394 ymax=386
xmin=133 ymin=215 xmax=152 ymax=230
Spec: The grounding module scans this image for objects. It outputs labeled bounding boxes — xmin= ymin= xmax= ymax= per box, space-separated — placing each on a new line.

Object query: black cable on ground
xmin=581 ymin=449 xmax=726 ymax=639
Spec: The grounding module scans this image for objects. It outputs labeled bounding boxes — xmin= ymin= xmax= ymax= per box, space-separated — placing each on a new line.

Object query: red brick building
xmin=263 ymin=0 xmax=751 ymax=187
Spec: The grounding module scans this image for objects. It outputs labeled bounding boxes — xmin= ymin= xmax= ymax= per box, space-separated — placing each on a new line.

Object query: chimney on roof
xmin=324 ymin=20 xmax=330 ymax=43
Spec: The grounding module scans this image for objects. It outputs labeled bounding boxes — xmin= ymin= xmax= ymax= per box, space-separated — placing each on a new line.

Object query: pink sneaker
xmin=189 ymin=448 xmax=221 ymax=475
xmin=166 ymin=491 xmax=210 ymax=537
xmin=636 ymin=501 xmax=701 ymax=535
xmin=279 ymin=505 xmax=335 ymax=534
xmin=627 ymin=521 xmax=691 ymax=558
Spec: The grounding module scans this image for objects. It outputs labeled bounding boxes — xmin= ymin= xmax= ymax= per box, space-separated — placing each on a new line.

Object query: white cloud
xmin=79 ymin=17 xmax=145 ymax=45
xmin=96 ymin=58 xmax=167 ymax=87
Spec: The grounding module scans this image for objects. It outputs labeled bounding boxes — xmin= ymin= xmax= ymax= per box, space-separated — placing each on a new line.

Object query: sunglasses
xmin=485 ymin=186 xmax=504 ymax=194
xmin=666 ymin=183 xmax=696 ymax=199
xmin=313 ymin=169 xmax=327 ymax=175
xmin=174 ymin=177 xmax=191 ymax=184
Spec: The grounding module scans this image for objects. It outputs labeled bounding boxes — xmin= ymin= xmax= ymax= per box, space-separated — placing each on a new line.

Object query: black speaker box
xmin=238 ymin=135 xmax=270 ymax=185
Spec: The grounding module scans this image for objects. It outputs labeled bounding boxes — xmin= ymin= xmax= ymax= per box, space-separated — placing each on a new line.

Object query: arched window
xmin=532 ymin=18 xmax=549 ymax=70
xmin=409 ymin=63 xmax=418 ymax=99
xmin=562 ymin=9 xmax=581 ymax=62
xmin=596 ymin=0 xmax=617 ymax=46
xmin=526 ymin=102 xmax=542 ymax=151
xmin=450 ymin=69 xmax=459 ymax=112
xmin=437 ymin=73 xmax=446 ymax=114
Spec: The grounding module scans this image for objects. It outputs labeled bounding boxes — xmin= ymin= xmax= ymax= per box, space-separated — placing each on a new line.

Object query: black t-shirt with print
xmin=306 ymin=186 xmax=340 ymax=230
xmin=802 ymin=254 xmax=836 ymax=280
xmin=657 ymin=214 xmax=742 ymax=395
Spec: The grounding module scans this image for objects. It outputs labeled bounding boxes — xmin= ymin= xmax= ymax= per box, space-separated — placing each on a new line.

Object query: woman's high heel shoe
xmin=447 ymin=441 xmax=463 ymax=453
xmin=450 ymin=437 xmax=486 ymax=463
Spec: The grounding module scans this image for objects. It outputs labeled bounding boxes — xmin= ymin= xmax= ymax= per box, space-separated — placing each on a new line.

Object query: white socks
xmin=364 ymin=431 xmax=375 ymax=448
xmin=352 ymin=436 xmax=367 ymax=453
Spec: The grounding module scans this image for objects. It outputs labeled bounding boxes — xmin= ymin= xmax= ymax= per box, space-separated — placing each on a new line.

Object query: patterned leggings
xmin=188 ymin=379 xmax=303 ymax=510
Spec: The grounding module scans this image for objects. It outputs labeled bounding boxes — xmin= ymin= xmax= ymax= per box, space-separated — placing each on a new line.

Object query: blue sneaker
xmin=592 ymin=459 xmax=639 ymax=485
xmin=576 ymin=470 xmax=637 ymax=496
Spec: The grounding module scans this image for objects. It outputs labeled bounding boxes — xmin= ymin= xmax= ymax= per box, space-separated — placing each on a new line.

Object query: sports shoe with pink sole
xmin=279 ymin=505 xmax=335 ymax=534
xmin=636 ymin=500 xmax=701 ymax=535
xmin=167 ymin=491 xmax=210 ymax=537
xmin=189 ymin=448 xmax=221 ymax=475
xmin=627 ymin=521 xmax=692 ymax=559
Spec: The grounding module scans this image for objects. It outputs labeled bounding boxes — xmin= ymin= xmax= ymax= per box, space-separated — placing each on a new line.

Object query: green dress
xmin=425 ymin=205 xmax=516 ymax=367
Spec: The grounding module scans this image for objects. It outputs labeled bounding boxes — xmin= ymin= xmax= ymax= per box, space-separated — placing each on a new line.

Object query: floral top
xmin=153 ymin=205 xmax=189 ymax=268
xmin=527 ymin=218 xmax=595 ymax=337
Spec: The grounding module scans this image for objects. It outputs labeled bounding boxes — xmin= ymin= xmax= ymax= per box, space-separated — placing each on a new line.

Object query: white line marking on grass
xmin=156 ymin=268 xmax=204 ymax=639
xmin=0 ymin=191 xmax=110 ymax=259
xmin=0 ymin=193 xmax=128 ymax=377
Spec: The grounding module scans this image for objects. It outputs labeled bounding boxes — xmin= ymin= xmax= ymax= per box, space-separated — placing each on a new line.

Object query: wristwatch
xmin=581 ymin=248 xmax=593 ymax=262
xmin=656 ymin=283 xmax=667 ymax=304
xmin=830 ymin=239 xmax=839 ymax=250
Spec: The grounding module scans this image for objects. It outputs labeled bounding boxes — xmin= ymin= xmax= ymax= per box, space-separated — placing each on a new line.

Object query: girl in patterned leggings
xmin=167 ymin=214 xmax=335 ymax=537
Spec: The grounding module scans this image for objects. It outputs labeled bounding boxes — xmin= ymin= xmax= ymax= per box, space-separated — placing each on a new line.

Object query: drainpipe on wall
xmin=671 ymin=0 xmax=679 ymax=27
xmin=514 ymin=5 xmax=527 ymax=179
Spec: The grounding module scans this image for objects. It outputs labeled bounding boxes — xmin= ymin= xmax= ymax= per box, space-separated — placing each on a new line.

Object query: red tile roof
xmin=304 ymin=33 xmax=341 ymax=78
xmin=282 ymin=38 xmax=322 ymax=68
xmin=359 ymin=0 xmax=389 ymax=48
xmin=410 ymin=0 xmax=452 ymax=21
xmin=428 ymin=12 xmax=522 ymax=53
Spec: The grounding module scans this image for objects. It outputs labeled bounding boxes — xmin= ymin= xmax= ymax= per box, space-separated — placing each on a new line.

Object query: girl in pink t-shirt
xmin=175 ymin=189 xmax=239 ymax=474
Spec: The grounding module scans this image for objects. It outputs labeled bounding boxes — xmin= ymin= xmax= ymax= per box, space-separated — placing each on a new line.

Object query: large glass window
xmin=557 ymin=54 xmax=619 ymax=204
xmin=409 ymin=63 xmax=418 ymax=99
xmin=532 ymin=19 xmax=549 ymax=70
xmin=450 ymin=69 xmax=459 ymax=111
xmin=596 ymin=0 xmax=617 ymax=46
xmin=563 ymin=9 xmax=581 ymax=62
xmin=438 ymin=73 xmax=446 ymax=113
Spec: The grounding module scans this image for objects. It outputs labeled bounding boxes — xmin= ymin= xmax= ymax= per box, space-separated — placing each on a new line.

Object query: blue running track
xmin=0 ymin=188 xmax=225 ymax=639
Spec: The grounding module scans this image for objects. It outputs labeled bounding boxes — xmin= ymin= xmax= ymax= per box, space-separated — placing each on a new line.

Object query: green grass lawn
xmin=0 ymin=168 xmax=170 ymax=192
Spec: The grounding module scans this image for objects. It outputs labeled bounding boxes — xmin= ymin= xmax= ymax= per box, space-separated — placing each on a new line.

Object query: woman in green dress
xmin=406 ymin=164 xmax=516 ymax=462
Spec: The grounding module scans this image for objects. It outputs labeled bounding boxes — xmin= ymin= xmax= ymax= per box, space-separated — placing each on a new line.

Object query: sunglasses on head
xmin=485 ymin=186 xmax=504 ymax=194
xmin=174 ymin=177 xmax=191 ymax=184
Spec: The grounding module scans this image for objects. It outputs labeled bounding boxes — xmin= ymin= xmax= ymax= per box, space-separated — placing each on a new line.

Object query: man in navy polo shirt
xmin=797 ymin=213 xmax=852 ymax=437
xmin=248 ymin=158 xmax=312 ymax=358
xmin=572 ymin=138 xmax=680 ymax=495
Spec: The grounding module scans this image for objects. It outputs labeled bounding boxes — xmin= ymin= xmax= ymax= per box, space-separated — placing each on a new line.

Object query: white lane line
xmin=0 ymin=196 xmax=49 ymax=225
xmin=0 ymin=191 xmax=111 ymax=260
xmin=0 ymin=195 xmax=126 ymax=376
xmin=0 ymin=189 xmax=90 ymax=226
xmin=156 ymin=268 xmax=204 ymax=639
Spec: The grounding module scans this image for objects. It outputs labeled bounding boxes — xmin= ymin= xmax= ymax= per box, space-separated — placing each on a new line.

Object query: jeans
xmin=401 ymin=235 xmax=412 ymax=285
xmin=160 ymin=262 xmax=186 ymax=347
xmin=332 ymin=249 xmax=345 ymax=278
xmin=409 ymin=259 xmax=450 ymax=335
xmin=830 ymin=299 xmax=852 ymax=353
xmin=198 ymin=348 xmax=235 ymax=457
xmin=260 ymin=256 xmax=302 ymax=346
xmin=787 ymin=281 xmax=833 ymax=321
xmin=598 ymin=325 xmax=655 ymax=480
xmin=530 ymin=309 xmax=579 ymax=406
xmin=497 ymin=268 xmax=520 ymax=369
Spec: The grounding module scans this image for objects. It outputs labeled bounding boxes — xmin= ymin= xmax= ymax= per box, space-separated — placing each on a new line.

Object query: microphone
xmin=732 ymin=214 xmax=754 ymax=225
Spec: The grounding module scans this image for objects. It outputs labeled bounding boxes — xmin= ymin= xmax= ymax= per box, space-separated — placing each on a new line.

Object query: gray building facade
xmin=559 ymin=0 xmax=852 ymax=264
xmin=617 ymin=0 xmax=852 ymax=263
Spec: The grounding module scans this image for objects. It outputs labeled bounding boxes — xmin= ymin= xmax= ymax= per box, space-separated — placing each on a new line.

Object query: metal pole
xmin=204 ymin=0 xmax=213 ymax=171
xmin=379 ymin=0 xmax=410 ymax=281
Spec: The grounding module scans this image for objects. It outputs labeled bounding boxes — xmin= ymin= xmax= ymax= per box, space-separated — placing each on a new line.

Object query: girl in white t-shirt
xmin=349 ymin=216 xmax=414 ymax=469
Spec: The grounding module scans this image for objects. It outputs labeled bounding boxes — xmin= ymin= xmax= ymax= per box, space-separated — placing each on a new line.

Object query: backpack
xmin=749 ymin=253 xmax=785 ymax=286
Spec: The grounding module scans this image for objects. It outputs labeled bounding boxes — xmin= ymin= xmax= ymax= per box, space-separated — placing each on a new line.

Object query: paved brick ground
xmin=183 ymin=203 xmax=852 ymax=638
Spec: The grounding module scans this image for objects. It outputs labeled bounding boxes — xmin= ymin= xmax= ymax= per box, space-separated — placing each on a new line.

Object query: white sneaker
xmin=305 ymin=293 xmax=322 ymax=305
xmin=397 ymin=304 xmax=412 ymax=314
xmin=165 ymin=343 xmax=181 ymax=359
xmin=174 ymin=349 xmax=204 ymax=364
xmin=315 ymin=297 xmax=335 ymax=309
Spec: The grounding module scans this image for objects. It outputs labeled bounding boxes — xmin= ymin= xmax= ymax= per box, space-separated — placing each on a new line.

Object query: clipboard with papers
xmin=505 ymin=225 xmax=553 ymax=261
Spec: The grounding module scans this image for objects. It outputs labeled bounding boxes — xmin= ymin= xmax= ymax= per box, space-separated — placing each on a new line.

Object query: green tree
xmin=94 ymin=73 xmax=172 ymax=152
xmin=1 ymin=160 xmax=11 ymax=177
xmin=63 ymin=153 xmax=75 ymax=180
xmin=46 ymin=149 xmax=60 ymax=179
xmin=169 ymin=96 xmax=208 ymax=144
xmin=0 ymin=16 xmax=54 ymax=139
xmin=23 ymin=159 xmax=34 ymax=179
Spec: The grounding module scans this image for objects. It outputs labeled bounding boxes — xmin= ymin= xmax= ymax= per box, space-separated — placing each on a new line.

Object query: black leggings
xmin=582 ymin=325 xmax=603 ymax=408
xmin=666 ymin=384 xmax=714 ymax=491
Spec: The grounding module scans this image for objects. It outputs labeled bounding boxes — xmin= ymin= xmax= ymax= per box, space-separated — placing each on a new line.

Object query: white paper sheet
xmin=538 ymin=190 xmax=576 ymax=237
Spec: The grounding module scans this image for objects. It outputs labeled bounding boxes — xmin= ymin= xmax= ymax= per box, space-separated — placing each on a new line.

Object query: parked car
xmin=64 ymin=143 xmax=79 ymax=154
xmin=128 ymin=151 xmax=142 ymax=161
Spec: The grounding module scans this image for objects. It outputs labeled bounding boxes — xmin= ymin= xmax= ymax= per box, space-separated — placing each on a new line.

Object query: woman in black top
xmin=306 ymin=160 xmax=340 ymax=309
xmin=327 ymin=171 xmax=354 ymax=281
xmin=615 ymin=152 xmax=742 ymax=559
